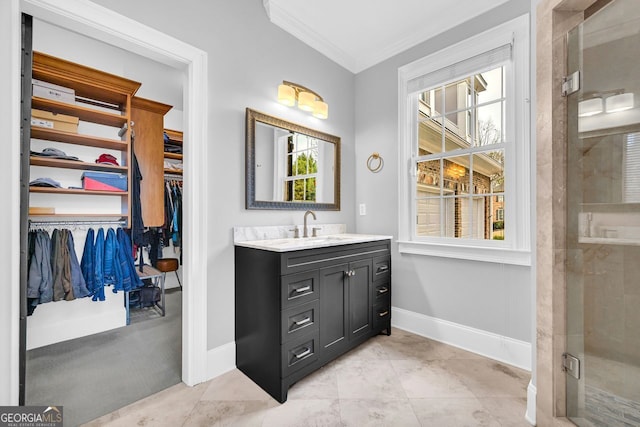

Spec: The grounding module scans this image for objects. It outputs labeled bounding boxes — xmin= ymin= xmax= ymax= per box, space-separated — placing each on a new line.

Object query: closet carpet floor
xmin=26 ymin=288 xmax=182 ymax=427
xmin=82 ymin=328 xmax=531 ymax=427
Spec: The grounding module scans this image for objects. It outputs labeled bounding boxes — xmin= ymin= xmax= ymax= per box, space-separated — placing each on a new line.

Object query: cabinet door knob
xmin=344 ymin=270 xmax=356 ymax=277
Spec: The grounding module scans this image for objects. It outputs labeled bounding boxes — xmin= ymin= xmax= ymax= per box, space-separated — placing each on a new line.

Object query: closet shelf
xmin=31 ymin=127 xmax=128 ymax=151
xmin=29 ymin=187 xmax=128 ymax=196
xmin=164 ymin=128 xmax=183 ymax=145
xmin=28 ymin=213 xmax=128 ymax=220
xmin=31 ymin=97 xmax=127 ymax=128
xmin=32 ymin=51 xmax=141 ymax=106
xmin=164 ymin=169 xmax=183 ymax=175
xmin=30 ymin=156 xmax=127 ymax=173
xmin=163 ymin=152 xmax=183 ymax=160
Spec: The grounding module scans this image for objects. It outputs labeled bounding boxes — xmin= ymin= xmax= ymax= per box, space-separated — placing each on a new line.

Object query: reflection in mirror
xmin=246 ymin=108 xmax=340 ymax=210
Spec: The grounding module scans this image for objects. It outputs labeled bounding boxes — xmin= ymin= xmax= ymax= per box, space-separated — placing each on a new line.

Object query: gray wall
xmin=90 ymin=0 xmax=356 ymax=349
xmin=354 ymin=0 xmax=534 ymax=342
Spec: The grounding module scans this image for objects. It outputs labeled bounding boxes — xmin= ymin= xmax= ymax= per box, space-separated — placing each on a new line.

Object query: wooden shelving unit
xmin=29 ymin=51 xmax=141 ymax=225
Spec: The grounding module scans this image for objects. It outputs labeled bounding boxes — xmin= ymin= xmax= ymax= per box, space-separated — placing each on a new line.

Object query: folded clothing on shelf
xmin=29 ymin=177 xmax=62 ymax=188
xmin=31 ymin=147 xmax=79 ymax=161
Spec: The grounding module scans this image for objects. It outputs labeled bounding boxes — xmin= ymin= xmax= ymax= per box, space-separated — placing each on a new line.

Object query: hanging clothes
xmin=162 ymin=179 xmax=182 ymax=251
xmin=130 ymin=134 xmax=145 ymax=246
xmin=81 ymin=228 xmax=106 ymax=301
xmin=68 ymin=230 xmax=90 ymax=299
xmin=116 ymin=227 xmax=143 ymax=292
xmin=103 ymin=228 xmax=121 ymax=290
xmin=50 ymin=228 xmax=90 ymax=301
xmin=92 ymin=228 xmax=106 ymax=301
xmin=27 ymin=230 xmax=53 ymax=315
xmin=51 ymin=229 xmax=73 ymax=301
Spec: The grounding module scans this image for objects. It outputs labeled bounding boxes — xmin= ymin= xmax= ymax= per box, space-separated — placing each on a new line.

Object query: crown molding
xmin=264 ymin=0 xmax=512 ymax=74
xmin=264 ymin=0 xmax=358 ymax=72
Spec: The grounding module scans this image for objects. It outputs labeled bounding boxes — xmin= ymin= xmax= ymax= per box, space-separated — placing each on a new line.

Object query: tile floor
xmin=83 ymin=328 xmax=531 ymax=426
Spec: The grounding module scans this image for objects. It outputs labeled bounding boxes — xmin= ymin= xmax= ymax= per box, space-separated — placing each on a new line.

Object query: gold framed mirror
xmin=245 ymin=108 xmax=340 ymax=210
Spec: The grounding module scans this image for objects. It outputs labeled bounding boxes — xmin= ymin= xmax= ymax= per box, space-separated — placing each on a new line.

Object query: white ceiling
xmin=264 ymin=0 xmax=511 ymax=74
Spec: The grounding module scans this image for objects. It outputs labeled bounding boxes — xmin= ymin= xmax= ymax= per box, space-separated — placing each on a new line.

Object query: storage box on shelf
xmin=31 ymin=109 xmax=79 ymax=133
xmin=32 ymin=78 xmax=75 ymax=104
xmin=29 ymin=51 xmax=141 ymax=225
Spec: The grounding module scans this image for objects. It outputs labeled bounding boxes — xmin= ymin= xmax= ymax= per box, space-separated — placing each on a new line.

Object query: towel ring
xmin=367 ymin=152 xmax=384 ymax=173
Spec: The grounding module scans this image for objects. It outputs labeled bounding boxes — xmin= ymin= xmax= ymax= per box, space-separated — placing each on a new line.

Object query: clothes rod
xmin=29 ymin=219 xmax=127 ymax=227
xmin=164 ymin=174 xmax=183 ymax=180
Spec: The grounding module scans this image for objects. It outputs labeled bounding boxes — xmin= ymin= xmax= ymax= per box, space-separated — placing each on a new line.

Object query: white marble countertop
xmin=235 ymin=233 xmax=393 ymax=252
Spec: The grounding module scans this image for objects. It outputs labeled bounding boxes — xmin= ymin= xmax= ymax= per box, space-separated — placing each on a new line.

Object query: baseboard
xmin=206 ymin=341 xmax=236 ymax=381
xmin=391 ymin=307 xmax=532 ymax=371
xmin=525 ymin=380 xmax=537 ymax=425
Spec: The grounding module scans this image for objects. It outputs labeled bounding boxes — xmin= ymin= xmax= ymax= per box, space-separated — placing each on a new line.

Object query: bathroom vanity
xmin=234 ymin=234 xmax=391 ymax=402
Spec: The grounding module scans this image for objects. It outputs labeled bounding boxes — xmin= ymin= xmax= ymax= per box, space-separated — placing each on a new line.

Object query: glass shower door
xmin=566 ymin=0 xmax=640 ymax=425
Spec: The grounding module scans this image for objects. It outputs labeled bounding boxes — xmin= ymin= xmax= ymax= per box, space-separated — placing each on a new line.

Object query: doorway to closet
xmin=17 ymin=1 xmax=208 ymax=424
xmin=22 ymin=16 xmax=185 ymax=426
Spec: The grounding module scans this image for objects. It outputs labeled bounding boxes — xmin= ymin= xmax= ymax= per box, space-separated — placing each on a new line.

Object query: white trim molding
xmin=525 ymin=380 xmax=537 ymax=425
xmin=392 ymin=307 xmax=532 ymax=371
xmin=398 ymin=240 xmax=531 ymax=266
xmin=0 ymin=0 xmax=22 ymax=406
xmin=206 ymin=342 xmax=237 ymax=381
xmin=4 ymin=0 xmax=210 ymax=397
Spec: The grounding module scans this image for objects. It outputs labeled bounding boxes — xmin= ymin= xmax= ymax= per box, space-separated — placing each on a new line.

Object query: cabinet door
xmin=319 ymin=263 xmax=348 ymax=353
xmin=348 ymin=259 xmax=373 ymax=340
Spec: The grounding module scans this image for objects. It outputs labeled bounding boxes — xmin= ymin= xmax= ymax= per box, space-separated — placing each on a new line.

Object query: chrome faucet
xmin=303 ymin=210 xmax=316 ymax=238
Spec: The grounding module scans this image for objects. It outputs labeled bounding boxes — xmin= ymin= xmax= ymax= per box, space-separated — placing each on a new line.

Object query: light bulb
xmin=277 ymin=84 xmax=295 ymax=107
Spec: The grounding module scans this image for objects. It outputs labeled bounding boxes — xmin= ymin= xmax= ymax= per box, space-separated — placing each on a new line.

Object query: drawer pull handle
xmin=293 ymin=347 xmax=311 ymax=359
xmin=294 ymin=317 xmax=311 ymax=326
xmin=377 ymin=265 xmax=389 ymax=273
xmin=294 ymin=286 xmax=311 ymax=293
xmin=377 ymin=287 xmax=389 ymax=294
xmin=378 ymin=310 xmax=389 ymax=317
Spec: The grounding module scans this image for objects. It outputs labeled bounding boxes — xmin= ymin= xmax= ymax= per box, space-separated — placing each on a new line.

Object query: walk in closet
xmin=21 ymin=16 xmax=186 ymax=424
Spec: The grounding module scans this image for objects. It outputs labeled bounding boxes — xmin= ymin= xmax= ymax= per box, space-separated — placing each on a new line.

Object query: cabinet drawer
xmin=281 ymin=300 xmax=319 ymax=344
xmin=373 ymin=256 xmax=390 ymax=282
xmin=282 ymin=331 xmax=319 ymax=377
xmin=374 ymin=281 xmax=390 ymax=302
xmin=373 ymin=302 xmax=391 ymax=330
xmin=281 ymin=270 xmax=319 ymax=309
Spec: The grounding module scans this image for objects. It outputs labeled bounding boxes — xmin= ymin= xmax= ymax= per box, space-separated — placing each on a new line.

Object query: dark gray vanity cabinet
xmin=235 ymin=239 xmax=391 ymax=403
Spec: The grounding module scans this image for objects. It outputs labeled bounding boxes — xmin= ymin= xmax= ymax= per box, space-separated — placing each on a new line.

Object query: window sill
xmin=397 ymin=240 xmax=531 ymax=266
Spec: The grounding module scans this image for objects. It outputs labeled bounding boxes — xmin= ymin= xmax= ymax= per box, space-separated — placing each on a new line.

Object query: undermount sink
xmin=235 ymin=233 xmax=393 ymax=252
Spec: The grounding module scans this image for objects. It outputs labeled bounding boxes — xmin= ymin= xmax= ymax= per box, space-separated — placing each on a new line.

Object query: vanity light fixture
xmin=605 ymin=92 xmax=634 ymax=113
xmin=277 ymin=80 xmax=328 ymax=119
xmin=578 ymin=97 xmax=603 ymax=117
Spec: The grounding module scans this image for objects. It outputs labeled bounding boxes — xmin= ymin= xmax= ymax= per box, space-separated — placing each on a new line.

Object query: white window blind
xmin=624 ymin=132 xmax=640 ymax=202
xmin=407 ymin=43 xmax=512 ymax=95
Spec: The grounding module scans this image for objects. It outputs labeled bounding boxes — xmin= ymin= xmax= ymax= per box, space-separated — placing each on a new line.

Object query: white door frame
xmin=6 ymin=0 xmax=209 ymax=398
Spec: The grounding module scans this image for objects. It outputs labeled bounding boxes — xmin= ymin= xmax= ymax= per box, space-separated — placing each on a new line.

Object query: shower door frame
xmin=535 ymin=0 xmax=611 ymax=424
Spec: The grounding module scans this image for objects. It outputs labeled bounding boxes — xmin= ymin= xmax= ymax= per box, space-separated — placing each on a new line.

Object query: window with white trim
xmin=397 ymin=15 xmax=531 ymax=265
xmin=284 ymin=133 xmax=318 ymax=202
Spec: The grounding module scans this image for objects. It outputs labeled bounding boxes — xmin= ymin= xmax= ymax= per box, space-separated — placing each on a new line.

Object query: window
xmin=397 ymin=15 xmax=531 ymax=265
xmin=284 ymin=133 xmax=318 ymax=202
